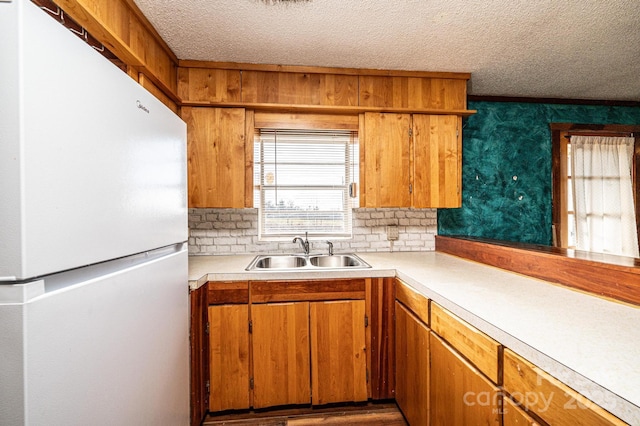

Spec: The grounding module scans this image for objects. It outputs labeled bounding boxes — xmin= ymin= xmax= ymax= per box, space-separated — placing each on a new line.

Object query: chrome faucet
xmin=326 ymin=241 xmax=334 ymax=256
xmin=292 ymin=232 xmax=310 ymax=255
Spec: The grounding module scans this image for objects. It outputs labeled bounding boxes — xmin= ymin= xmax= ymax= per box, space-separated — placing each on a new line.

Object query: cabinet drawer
xmin=395 ymin=279 xmax=429 ymax=325
xmin=250 ymin=279 xmax=365 ymax=303
xmin=207 ymin=281 xmax=249 ymax=304
xmin=503 ymin=349 xmax=626 ymax=426
xmin=430 ymin=302 xmax=501 ymax=384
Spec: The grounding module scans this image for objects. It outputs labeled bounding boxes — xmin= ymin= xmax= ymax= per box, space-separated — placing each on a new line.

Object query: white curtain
xmin=571 ymin=136 xmax=639 ymax=257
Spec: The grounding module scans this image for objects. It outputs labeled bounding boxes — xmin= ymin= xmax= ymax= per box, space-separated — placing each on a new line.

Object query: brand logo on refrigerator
xmin=136 ymin=100 xmax=150 ymax=114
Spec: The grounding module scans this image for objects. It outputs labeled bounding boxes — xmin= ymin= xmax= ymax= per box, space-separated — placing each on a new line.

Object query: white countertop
xmin=189 ymin=251 xmax=640 ymax=424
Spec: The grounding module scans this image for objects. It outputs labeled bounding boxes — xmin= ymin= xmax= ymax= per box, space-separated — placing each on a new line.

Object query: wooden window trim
xmin=551 ymin=123 xmax=640 ymax=251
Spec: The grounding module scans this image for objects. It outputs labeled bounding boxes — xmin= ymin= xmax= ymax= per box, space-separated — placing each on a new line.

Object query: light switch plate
xmin=387 ymin=226 xmax=399 ymax=241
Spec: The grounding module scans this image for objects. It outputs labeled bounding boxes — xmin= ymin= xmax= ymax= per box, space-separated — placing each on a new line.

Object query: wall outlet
xmin=386 ymin=226 xmax=399 ymax=241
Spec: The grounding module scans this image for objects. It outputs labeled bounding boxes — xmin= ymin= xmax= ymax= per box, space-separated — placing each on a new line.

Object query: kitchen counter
xmin=189 ymin=251 xmax=640 ymax=424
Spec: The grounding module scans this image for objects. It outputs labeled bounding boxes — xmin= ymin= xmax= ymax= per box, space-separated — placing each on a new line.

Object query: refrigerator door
xmin=0 ymin=245 xmax=189 ymax=425
xmin=0 ymin=1 xmax=187 ymax=281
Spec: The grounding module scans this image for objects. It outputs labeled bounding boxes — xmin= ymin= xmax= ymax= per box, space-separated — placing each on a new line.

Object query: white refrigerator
xmin=0 ymin=1 xmax=189 ymax=425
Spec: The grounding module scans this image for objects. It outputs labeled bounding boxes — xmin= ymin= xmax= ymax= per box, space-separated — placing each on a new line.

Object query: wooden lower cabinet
xmin=503 ymin=348 xmax=626 ymax=426
xmin=251 ymin=302 xmax=311 ymax=408
xmin=208 ymin=304 xmax=250 ymax=412
xmin=310 ymin=300 xmax=368 ymax=405
xmin=395 ymin=301 xmax=430 ymax=426
xmin=430 ymin=332 xmax=501 ymax=426
xmin=503 ymin=396 xmax=541 ymax=426
xmin=250 ymin=298 xmax=368 ymax=409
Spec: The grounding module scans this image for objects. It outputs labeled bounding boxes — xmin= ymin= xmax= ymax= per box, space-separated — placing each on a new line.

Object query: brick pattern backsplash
xmin=189 ymin=208 xmax=437 ymax=255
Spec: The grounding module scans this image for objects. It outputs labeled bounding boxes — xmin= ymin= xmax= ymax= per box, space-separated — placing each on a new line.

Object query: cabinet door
xmin=361 ymin=112 xmax=411 ymax=207
xmin=208 ymin=304 xmax=250 ymax=411
xmin=430 ymin=332 xmax=501 ymax=426
xmin=183 ymin=107 xmax=246 ymax=208
xmin=412 ymin=114 xmax=461 ymax=208
xmin=503 ymin=396 xmax=542 ymax=426
xmin=190 ymin=285 xmax=210 ymax=425
xmin=310 ymin=300 xmax=368 ymax=405
xmin=395 ymin=302 xmax=430 ymax=426
xmin=251 ymin=302 xmax=311 ymax=408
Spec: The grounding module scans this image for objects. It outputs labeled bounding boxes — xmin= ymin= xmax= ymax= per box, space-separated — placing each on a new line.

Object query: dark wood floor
xmin=203 ymin=402 xmax=408 ymax=425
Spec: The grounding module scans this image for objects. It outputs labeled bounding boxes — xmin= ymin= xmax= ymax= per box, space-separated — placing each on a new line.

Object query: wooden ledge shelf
xmin=179 ymin=100 xmax=477 ymax=116
xmin=436 ymin=235 xmax=640 ymax=306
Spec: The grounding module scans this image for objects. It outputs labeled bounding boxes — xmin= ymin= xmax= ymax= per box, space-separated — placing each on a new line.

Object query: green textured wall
xmin=437 ymin=101 xmax=640 ymax=245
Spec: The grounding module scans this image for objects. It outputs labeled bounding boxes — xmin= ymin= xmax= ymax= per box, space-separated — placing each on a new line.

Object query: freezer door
xmin=0 ymin=1 xmax=187 ymax=280
xmin=0 ymin=247 xmax=189 ymax=425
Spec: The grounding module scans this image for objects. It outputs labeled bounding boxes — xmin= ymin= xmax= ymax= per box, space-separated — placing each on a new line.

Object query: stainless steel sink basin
xmin=251 ymin=255 xmax=307 ymax=269
xmin=309 ymin=254 xmax=364 ymax=268
xmin=245 ymin=253 xmax=370 ymax=271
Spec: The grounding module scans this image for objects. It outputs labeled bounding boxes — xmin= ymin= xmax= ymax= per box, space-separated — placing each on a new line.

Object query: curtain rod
xmin=564 ymin=131 xmax=635 ymax=139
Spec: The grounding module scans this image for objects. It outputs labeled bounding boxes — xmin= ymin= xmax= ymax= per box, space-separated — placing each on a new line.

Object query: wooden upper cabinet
xmin=413 ymin=114 xmax=462 ymax=208
xmin=359 ymin=76 xmax=467 ymax=110
xmin=361 ymin=112 xmax=412 ymax=207
xmin=178 ymin=68 xmax=241 ymax=103
xmin=241 ymin=71 xmax=358 ymax=106
xmin=183 ymin=107 xmax=247 ymax=208
xmin=361 ymin=113 xmax=462 ymax=208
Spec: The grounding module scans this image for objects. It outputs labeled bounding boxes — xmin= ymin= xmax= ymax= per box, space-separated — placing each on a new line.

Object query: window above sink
xmin=253 ymin=116 xmax=360 ymax=242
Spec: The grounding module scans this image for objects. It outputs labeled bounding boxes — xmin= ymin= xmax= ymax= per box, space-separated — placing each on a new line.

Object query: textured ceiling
xmin=133 ymin=0 xmax=640 ymax=101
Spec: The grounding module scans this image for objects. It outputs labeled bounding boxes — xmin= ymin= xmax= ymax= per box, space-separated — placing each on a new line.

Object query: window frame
xmin=252 ymin=113 xmax=360 ymax=241
xmin=551 ymin=123 xmax=640 ymax=250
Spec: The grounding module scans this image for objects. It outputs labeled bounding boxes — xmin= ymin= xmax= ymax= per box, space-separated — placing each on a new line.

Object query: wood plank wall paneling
xmin=436 ymin=236 xmax=640 ymax=306
xmin=178 ymin=68 xmax=242 ymax=103
xmin=359 ymin=76 xmax=467 ymax=110
xmin=139 ymin=73 xmax=178 ymax=113
xmin=53 ymin=0 xmax=178 ymax=100
xmin=241 ymin=71 xmax=359 ymax=106
xmin=177 ymin=63 xmax=473 ymax=115
xmin=254 ymin=112 xmax=359 ymax=130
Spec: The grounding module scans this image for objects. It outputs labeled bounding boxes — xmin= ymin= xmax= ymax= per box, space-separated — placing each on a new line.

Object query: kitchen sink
xmin=309 ymin=254 xmax=364 ymax=268
xmin=245 ymin=253 xmax=370 ymax=271
xmin=252 ymin=255 xmax=307 ymax=269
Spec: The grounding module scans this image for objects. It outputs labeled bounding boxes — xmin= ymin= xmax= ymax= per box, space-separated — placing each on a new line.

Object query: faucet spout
xmin=292 ymin=231 xmax=310 ymax=255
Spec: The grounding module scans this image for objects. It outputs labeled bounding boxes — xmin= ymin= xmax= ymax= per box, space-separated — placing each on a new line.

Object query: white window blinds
xmin=254 ymin=129 xmax=358 ymax=240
